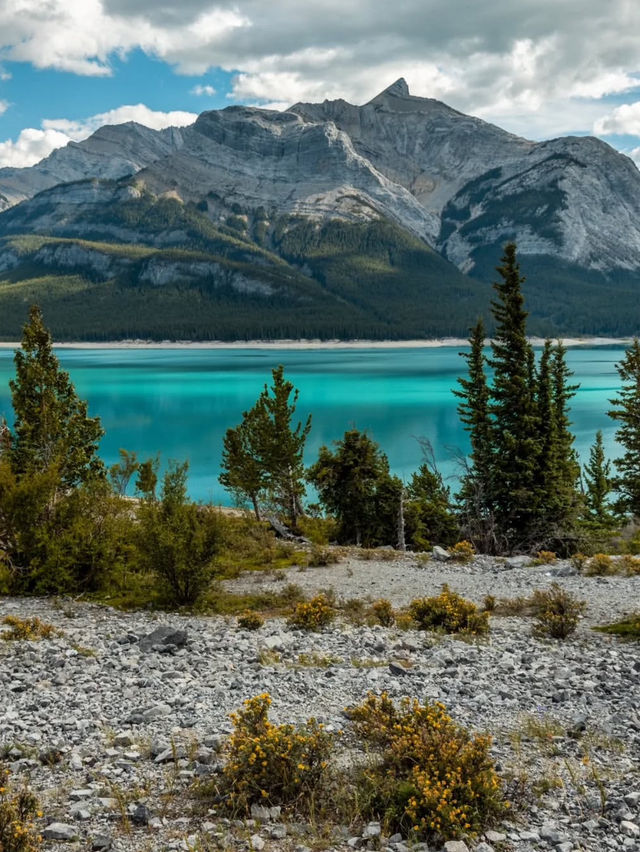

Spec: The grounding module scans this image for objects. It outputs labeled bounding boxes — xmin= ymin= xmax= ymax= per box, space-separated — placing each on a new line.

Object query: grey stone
xmin=621 ymin=821 xmax=640 ymax=838
xmin=91 ymin=836 xmax=112 ymax=851
xmin=484 ymin=831 xmax=506 ymax=843
xmin=139 ymin=625 xmax=188 ymax=651
xmin=43 ymin=822 xmax=78 ymax=841
xmin=432 ymin=545 xmax=452 ymax=562
xmin=444 ymin=841 xmax=470 ymax=852
xmin=363 ymin=821 xmax=381 ymax=838
xmin=250 ymin=834 xmax=265 ymax=851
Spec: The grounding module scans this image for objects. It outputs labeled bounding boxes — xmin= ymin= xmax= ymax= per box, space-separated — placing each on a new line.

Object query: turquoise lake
xmin=0 ymin=346 xmax=627 ymax=503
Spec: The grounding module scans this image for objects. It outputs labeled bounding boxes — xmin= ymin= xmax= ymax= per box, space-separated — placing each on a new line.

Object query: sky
xmin=1 ymin=0 xmax=640 ymax=169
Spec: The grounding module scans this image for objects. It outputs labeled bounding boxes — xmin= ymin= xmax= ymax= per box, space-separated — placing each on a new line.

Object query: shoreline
xmin=0 ymin=336 xmax=633 ymax=350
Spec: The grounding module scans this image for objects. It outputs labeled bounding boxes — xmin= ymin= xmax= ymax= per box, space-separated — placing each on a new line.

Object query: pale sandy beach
xmin=0 ymin=336 xmax=633 ymax=350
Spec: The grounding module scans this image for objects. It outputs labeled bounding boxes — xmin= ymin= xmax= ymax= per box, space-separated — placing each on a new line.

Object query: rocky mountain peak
xmin=377 ymin=77 xmax=410 ymax=98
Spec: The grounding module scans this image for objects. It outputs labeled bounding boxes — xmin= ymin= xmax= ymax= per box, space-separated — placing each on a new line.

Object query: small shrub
xmin=0 ymin=765 xmax=42 ymax=851
xmin=370 ymin=598 xmax=395 ymax=627
xmin=483 ymin=594 xmax=496 ymax=612
xmin=306 ymin=546 xmax=339 ymax=568
xmin=237 ymin=611 xmax=264 ymax=631
xmin=570 ymin=552 xmax=589 ymax=571
xmin=585 ymin=553 xmax=614 ymax=576
xmin=296 ymin=515 xmax=339 ymax=545
xmin=534 ymin=550 xmax=557 ymax=565
xmin=358 ymin=548 xmax=376 ymax=561
xmin=618 ymin=555 xmax=640 ymax=576
xmin=409 ymin=585 xmax=489 ymax=635
xmin=342 ymin=598 xmax=367 ymax=626
xmin=221 ymin=693 xmax=334 ymax=814
xmin=1 ymin=616 xmax=59 ymax=641
xmin=288 ymin=594 xmax=335 ymax=631
xmin=347 ymin=692 xmax=503 ymax=842
xmin=531 ymin=584 xmax=586 ymax=639
xmin=448 ymin=540 xmax=475 ymax=563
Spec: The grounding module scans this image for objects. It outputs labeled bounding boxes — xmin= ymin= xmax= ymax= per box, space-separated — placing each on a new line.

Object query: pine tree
xmin=608 ymin=339 xmax=640 ymax=517
xmin=583 ymin=430 xmax=613 ymax=525
xmin=220 ymin=406 xmax=268 ymax=520
xmin=307 ymin=429 xmax=390 ymax=546
xmin=454 ymin=318 xmax=493 ymax=539
xmin=487 ymin=244 xmax=540 ymax=548
xmin=220 ymin=366 xmax=311 ymax=527
xmin=8 ymin=305 xmax=104 ymax=489
xmin=258 ymin=366 xmax=311 ymax=527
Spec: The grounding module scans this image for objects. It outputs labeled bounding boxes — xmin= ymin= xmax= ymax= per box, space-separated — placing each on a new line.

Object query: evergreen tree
xmin=608 ymin=339 xmax=640 ymax=517
xmin=404 ymin=462 xmax=458 ymax=550
xmin=454 ymin=318 xmax=493 ymax=541
xmin=455 ymin=245 xmax=581 ymax=552
xmin=583 ymin=430 xmax=614 ymax=525
xmin=135 ymin=455 xmax=160 ymax=501
xmin=220 ymin=407 xmax=268 ymax=520
xmin=307 ymin=429 xmax=391 ymax=546
xmin=220 ymin=366 xmax=311 ymax=527
xmin=487 ymin=244 xmax=540 ymax=548
xmin=257 ymin=366 xmax=311 ymax=526
xmin=8 ymin=305 xmax=104 ymax=489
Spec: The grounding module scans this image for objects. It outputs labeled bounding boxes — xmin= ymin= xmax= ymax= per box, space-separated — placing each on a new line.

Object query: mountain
xmin=0 ymin=79 xmax=639 ymax=340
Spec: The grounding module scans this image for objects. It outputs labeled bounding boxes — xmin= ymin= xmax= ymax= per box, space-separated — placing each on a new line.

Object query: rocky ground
xmin=0 ymin=550 xmax=638 ymax=852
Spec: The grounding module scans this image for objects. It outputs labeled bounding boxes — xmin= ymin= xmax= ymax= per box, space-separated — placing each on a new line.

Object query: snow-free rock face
xmin=3 ymin=79 xmax=640 ymax=278
xmin=0 ymin=122 xmax=184 ymax=211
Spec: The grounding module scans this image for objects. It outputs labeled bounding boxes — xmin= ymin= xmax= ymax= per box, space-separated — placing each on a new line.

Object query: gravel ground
xmin=0 ymin=551 xmax=638 ymax=852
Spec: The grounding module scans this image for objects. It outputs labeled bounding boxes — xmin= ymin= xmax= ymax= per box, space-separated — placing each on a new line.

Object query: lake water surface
xmin=0 ymin=346 xmax=627 ymax=503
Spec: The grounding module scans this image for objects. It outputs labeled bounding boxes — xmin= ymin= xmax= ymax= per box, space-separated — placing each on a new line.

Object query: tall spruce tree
xmin=608 ymin=338 xmax=640 ymax=517
xmin=487 ymin=243 xmax=540 ymax=548
xmin=455 ymin=245 xmax=580 ymax=552
xmin=220 ymin=366 xmax=311 ymax=527
xmin=9 ymin=305 xmax=104 ymax=489
xmin=583 ymin=430 xmax=614 ymax=525
xmin=453 ymin=318 xmax=494 ymax=545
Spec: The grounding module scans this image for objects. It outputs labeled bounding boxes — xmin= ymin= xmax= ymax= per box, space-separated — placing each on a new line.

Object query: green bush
xmin=370 ymin=598 xmax=395 ymax=626
xmin=136 ymin=461 xmax=222 ymax=606
xmin=531 ymin=584 xmax=586 ymax=639
xmin=288 ymin=593 xmax=335 ymax=631
xmin=347 ymin=692 xmax=504 ymax=842
xmin=237 ymin=611 xmax=264 ymax=631
xmin=409 ymin=585 xmax=489 ymax=635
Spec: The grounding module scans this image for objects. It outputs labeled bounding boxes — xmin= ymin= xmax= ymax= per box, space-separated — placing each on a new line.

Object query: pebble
xmin=0 ymin=552 xmax=637 ymax=852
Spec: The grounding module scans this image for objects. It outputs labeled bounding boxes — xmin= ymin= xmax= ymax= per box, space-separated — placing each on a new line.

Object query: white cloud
xmin=191 ymin=84 xmax=217 ymax=96
xmin=594 ymin=102 xmax=640 ymax=136
xmin=43 ymin=104 xmax=197 ymax=138
xmin=0 ymin=128 xmax=72 ymax=168
xmin=630 ymin=147 xmax=640 ymax=167
xmin=0 ymin=99 xmax=8 ymax=116
xmin=0 ymin=104 xmax=197 ymax=168
xmin=1 ymin=0 xmax=640 ymax=141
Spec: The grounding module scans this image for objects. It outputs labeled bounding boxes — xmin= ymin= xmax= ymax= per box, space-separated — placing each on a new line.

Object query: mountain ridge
xmin=0 ymin=79 xmax=638 ymax=340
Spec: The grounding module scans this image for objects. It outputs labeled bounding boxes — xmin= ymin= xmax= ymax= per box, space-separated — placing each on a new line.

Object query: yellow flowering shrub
xmin=585 ymin=553 xmax=614 ymax=575
xmin=237 ymin=611 xmax=264 ymax=631
xmin=409 ymin=585 xmax=489 ymax=635
xmin=288 ymin=594 xmax=335 ymax=630
xmin=348 ymin=693 xmax=504 ymax=842
xmin=447 ymin=540 xmax=475 ymax=563
xmin=370 ymin=598 xmax=395 ymax=627
xmin=221 ymin=693 xmax=334 ymax=815
xmin=1 ymin=616 xmax=58 ymax=641
xmin=0 ymin=765 xmax=42 ymax=851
